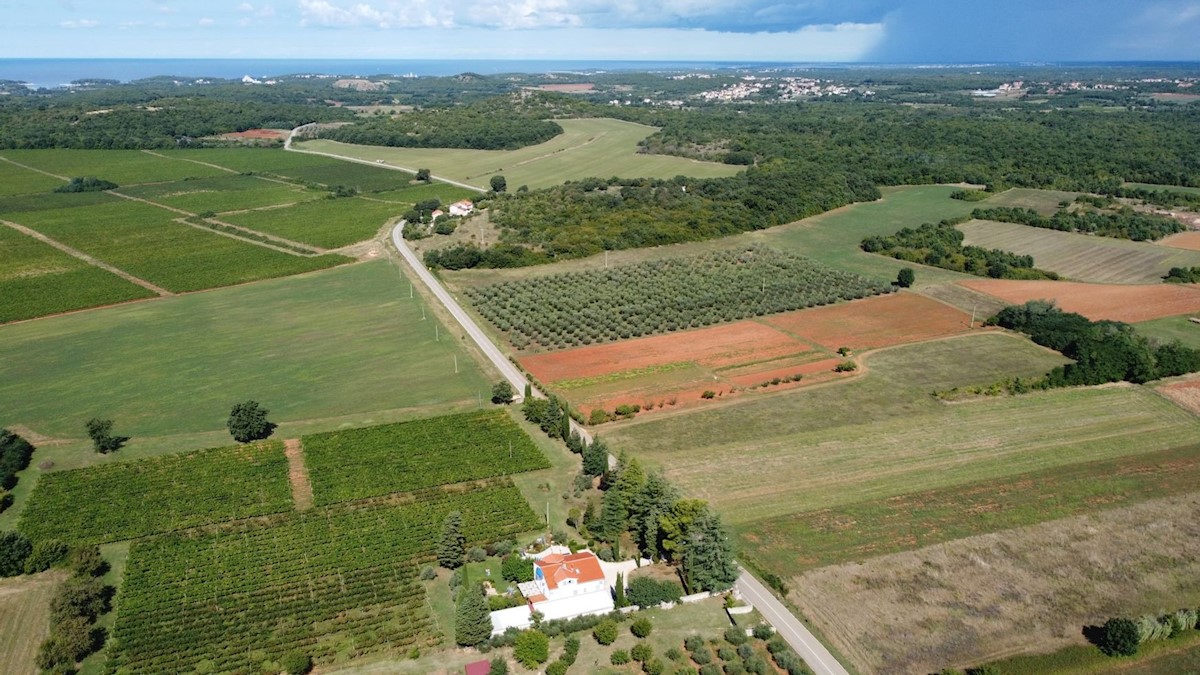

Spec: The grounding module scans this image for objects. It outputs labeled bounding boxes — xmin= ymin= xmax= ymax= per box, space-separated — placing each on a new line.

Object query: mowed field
xmin=294 ymin=118 xmax=742 ymax=190
xmin=959 ymin=278 xmax=1200 ymax=322
xmin=519 ymin=293 xmax=972 ymax=417
xmin=0 ymin=571 xmax=65 ymax=675
xmin=1137 ymin=314 xmax=1200 ymax=349
xmin=958 ymin=219 xmax=1200 ymax=284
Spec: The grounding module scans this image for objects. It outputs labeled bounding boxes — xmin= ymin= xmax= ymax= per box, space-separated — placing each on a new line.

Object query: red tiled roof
xmin=465 ymin=659 xmax=491 ymax=675
xmin=535 ymin=551 xmax=605 ymax=590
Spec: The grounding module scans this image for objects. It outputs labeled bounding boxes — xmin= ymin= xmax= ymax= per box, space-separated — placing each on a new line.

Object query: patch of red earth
xmin=1158 ymin=379 xmax=1200 ymax=415
xmin=519 ymin=320 xmax=810 ymax=383
xmin=224 ymin=128 xmax=288 ymax=140
xmin=726 ymin=358 xmax=846 ymax=388
xmin=959 ymin=279 xmax=1200 ymax=323
xmin=762 ymin=292 xmax=973 ymax=351
xmin=1161 ymin=231 xmax=1200 ymax=251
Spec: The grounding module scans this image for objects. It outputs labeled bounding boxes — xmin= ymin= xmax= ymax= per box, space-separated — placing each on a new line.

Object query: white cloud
xmin=238 ymin=2 xmax=256 ymax=10
xmin=59 ymin=19 xmax=99 ymax=29
xmin=198 ymin=17 xmax=215 ymax=26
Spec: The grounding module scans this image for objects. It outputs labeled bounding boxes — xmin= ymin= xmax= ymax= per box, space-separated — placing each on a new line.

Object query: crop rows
xmin=221 ymin=196 xmax=404 ymax=249
xmin=303 ymin=409 xmax=549 ymax=506
xmin=465 ymin=246 xmax=892 ymax=350
xmin=108 ymin=479 xmax=539 ymax=673
xmin=19 ymin=442 xmax=293 ymax=545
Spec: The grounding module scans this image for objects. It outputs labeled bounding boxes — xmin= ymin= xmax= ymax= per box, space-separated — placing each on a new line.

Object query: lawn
xmin=0 ymin=260 xmax=494 ymax=442
xmin=1135 ymin=314 xmax=1200 ymax=349
xmin=19 ymin=441 xmax=292 ymax=545
xmin=0 ymin=570 xmax=65 ymax=675
xmin=295 ymin=118 xmax=741 ymax=190
xmin=958 ymin=219 xmax=1200 ymax=284
xmin=0 ymin=149 xmax=227 ymax=184
xmin=0 ymin=224 xmax=156 ymax=323
xmin=0 ymin=193 xmax=348 ymax=292
xmin=220 ymin=196 xmax=404 ymax=249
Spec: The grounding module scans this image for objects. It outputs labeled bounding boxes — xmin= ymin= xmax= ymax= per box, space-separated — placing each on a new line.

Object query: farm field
xmin=959 ymin=219 xmax=1200 ymax=284
xmin=0 ymin=223 xmax=156 ymax=323
xmin=295 ymin=118 xmax=742 ymax=190
xmin=19 ymin=441 xmax=292 ymax=545
xmin=1136 ymin=314 xmax=1200 ymax=349
xmin=117 ymin=174 xmax=319 ymax=214
xmin=958 ymin=278 xmax=1200 ymax=323
xmin=0 ymin=149 xmax=229 ymax=184
xmin=982 ymin=187 xmax=1082 ymax=214
xmin=0 ymin=260 xmax=492 ymax=442
xmin=220 ymin=196 xmax=404 ymax=249
xmin=301 ymin=409 xmax=548 ymax=505
xmin=1158 ymin=377 xmax=1200 ymax=415
xmin=0 ymin=571 xmax=64 ymax=675
xmin=1161 ymin=231 xmax=1200 ymax=251
xmin=792 ymin=492 xmax=1200 ymax=675
xmin=520 ymin=293 xmax=973 ymax=418
xmin=0 ymin=157 xmax=64 ymax=195
xmin=109 ymin=479 xmax=539 ymax=674
xmin=466 ymin=246 xmax=892 ymax=351
xmin=366 ymin=182 xmax=477 ymax=204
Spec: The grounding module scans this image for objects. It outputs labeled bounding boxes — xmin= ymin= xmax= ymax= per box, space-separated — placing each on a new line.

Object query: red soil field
xmin=1158 ymin=378 xmax=1200 ymax=415
xmin=959 ymin=279 xmax=1200 ymax=323
xmin=520 ymin=320 xmax=810 ymax=384
xmin=1161 ymin=231 xmax=1200 ymax=251
xmin=762 ymin=293 xmax=973 ymax=351
xmin=224 ymin=129 xmax=288 ymax=140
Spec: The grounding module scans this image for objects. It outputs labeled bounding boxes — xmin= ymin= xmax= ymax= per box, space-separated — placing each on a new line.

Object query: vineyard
xmin=220 ymin=196 xmax=404 ymax=249
xmin=302 ymin=409 xmax=549 ymax=506
xmin=107 ymin=479 xmax=539 ymax=673
xmin=19 ymin=442 xmax=293 ymax=545
xmin=464 ymin=246 xmax=892 ymax=350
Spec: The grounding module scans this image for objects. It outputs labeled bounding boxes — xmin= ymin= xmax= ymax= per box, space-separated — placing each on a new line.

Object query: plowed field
xmin=1162 ymin=231 xmax=1200 ymax=251
xmin=762 ymin=292 xmax=973 ymax=350
xmin=959 ymin=279 xmax=1200 ymax=323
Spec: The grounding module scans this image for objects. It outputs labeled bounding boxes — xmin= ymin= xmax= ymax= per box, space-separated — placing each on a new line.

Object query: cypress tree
xmin=523 ymin=382 xmax=532 ymax=399
xmin=683 ymin=512 xmax=738 ymax=593
xmin=438 ymin=511 xmax=465 ymax=569
xmin=614 ymin=572 xmax=627 ymax=607
xmin=455 ymin=581 xmax=493 ymax=646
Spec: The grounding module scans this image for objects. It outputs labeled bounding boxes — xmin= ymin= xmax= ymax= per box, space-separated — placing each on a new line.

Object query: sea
xmin=0 ymin=58 xmax=784 ymax=89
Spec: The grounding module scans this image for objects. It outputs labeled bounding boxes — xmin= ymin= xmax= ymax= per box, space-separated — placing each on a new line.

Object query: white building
xmin=449 ymin=200 xmax=475 ymax=217
xmin=489 ymin=551 xmax=614 ymax=635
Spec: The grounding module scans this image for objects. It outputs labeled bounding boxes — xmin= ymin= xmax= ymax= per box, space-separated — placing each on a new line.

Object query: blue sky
xmin=1 ymin=1 xmax=1199 ymax=62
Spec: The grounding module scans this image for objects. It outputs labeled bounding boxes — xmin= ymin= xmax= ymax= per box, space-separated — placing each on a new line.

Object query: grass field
xmin=295 ymin=118 xmax=741 ymax=190
xmin=958 ymin=219 xmax=1200 ymax=284
xmin=793 ymin=493 xmax=1200 ymax=675
xmin=1125 ymin=182 xmax=1200 ymax=196
xmin=19 ymin=441 xmax=292 ymax=545
xmin=982 ymin=187 xmax=1082 ymax=213
xmin=117 ymin=174 xmax=319 ymax=214
xmin=301 ymin=409 xmax=548 ymax=505
xmin=0 ymin=149 xmax=228 ymax=184
xmin=1136 ymin=314 xmax=1200 ymax=348
xmin=0 ymin=260 xmax=493 ymax=442
xmin=0 ymin=570 xmax=65 ymax=675
xmin=220 ymin=196 xmax=404 ymax=249
xmin=0 ymin=224 xmax=156 ymax=323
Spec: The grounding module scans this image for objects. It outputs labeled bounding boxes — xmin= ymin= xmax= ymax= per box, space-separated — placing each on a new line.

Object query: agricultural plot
xmin=0 ymin=224 xmax=155 ymax=323
xmin=174 ymin=147 xmax=414 ymax=192
xmin=1158 ymin=378 xmax=1200 ymax=415
xmin=0 ymin=157 xmax=64 ymax=196
xmin=0 ymin=571 xmax=64 ymax=675
xmin=117 ymin=174 xmax=318 ymax=214
xmin=0 ymin=260 xmax=492 ymax=441
xmin=0 ymin=193 xmax=349 ymax=292
xmin=108 ymin=480 xmax=539 ymax=674
xmin=761 ymin=292 xmax=972 ymax=351
xmin=221 ymin=196 xmax=403 ymax=249
xmin=302 ymin=409 xmax=549 ymax=506
xmin=959 ymin=279 xmax=1200 ymax=323
xmin=793 ymin=493 xmax=1200 ymax=675
xmin=979 ymin=187 xmax=1082 ymax=214
xmin=1161 ymin=231 xmax=1200 ymax=251
xmin=466 ymin=246 xmax=892 ymax=351
xmin=958 ymin=219 xmax=1200 ymax=284
xmin=367 ymin=182 xmax=477 ymax=205
xmin=0 ymin=149 xmax=227 ymax=184
xmin=1137 ymin=314 xmax=1200 ymax=349
xmin=294 ymin=118 xmax=741 ymax=190
xmin=19 ymin=442 xmax=292 ymax=545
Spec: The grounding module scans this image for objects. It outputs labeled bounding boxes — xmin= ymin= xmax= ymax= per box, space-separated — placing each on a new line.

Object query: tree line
xmin=861 ymin=218 xmax=1058 ymax=280
xmin=970 ymin=205 xmax=1185 ymax=241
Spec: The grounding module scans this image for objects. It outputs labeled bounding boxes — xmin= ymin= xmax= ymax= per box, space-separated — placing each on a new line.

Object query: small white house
xmin=490 ymin=551 xmax=614 ymax=635
xmin=449 ymin=200 xmax=475 ymax=217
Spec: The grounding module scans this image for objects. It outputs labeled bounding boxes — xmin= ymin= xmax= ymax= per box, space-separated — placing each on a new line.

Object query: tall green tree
xmin=513 ymin=629 xmax=549 ymax=667
xmin=227 ymin=401 xmax=276 ymax=443
xmin=682 ymin=512 xmax=738 ymax=593
xmin=85 ymin=418 xmax=128 ymax=454
xmin=438 ymin=511 xmax=465 ymax=569
xmin=490 ymin=174 xmax=508 ymax=193
xmin=455 ymin=582 xmax=493 ymax=646
xmin=659 ymin=499 xmax=709 ymax=562
xmin=491 ymin=380 xmax=515 ymax=404
xmin=582 ymin=437 xmax=609 ymax=476
xmin=630 ymin=471 xmax=678 ymax=559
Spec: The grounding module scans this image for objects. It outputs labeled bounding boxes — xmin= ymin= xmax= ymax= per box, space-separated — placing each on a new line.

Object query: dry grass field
xmin=792 ymin=493 xmax=1200 ymax=674
xmin=958 ymin=219 xmax=1200 ymax=284
xmin=0 ymin=570 xmax=66 ymax=675
xmin=981 ymin=188 xmax=1082 ymax=214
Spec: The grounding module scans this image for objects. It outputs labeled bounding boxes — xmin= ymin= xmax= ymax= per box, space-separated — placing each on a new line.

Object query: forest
xmin=861 ymin=218 xmax=1058 ymax=280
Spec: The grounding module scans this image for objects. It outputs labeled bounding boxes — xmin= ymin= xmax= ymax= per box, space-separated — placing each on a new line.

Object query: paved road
xmin=736 ymin=569 xmax=849 ymax=675
xmin=286 ymin=125 xmax=484 ymax=193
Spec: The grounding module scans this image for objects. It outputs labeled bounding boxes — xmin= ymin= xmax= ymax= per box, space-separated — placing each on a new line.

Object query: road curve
xmin=736 ymin=569 xmax=850 ymax=675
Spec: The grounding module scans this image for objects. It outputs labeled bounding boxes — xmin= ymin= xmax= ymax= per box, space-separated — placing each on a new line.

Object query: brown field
xmin=1159 ymin=377 xmax=1200 ymax=415
xmin=0 ymin=570 xmax=65 ymax=675
xmin=535 ymin=83 xmax=595 ymax=93
xmin=221 ymin=128 xmax=288 ymax=140
xmin=762 ymin=292 xmax=974 ymax=351
xmin=792 ymin=493 xmax=1200 ymax=675
xmin=960 ymin=279 xmax=1200 ymax=323
xmin=1162 ymin=231 xmax=1200 ymax=251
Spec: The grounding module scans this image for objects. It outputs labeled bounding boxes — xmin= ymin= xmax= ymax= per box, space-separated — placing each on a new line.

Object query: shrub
xmin=563 ymin=635 xmax=580 ymax=664
xmin=699 ymin=666 xmax=722 ymax=675
xmin=491 ymin=381 xmax=515 ymax=404
xmin=643 ymin=658 xmax=666 ymax=675
xmin=718 ymin=645 xmax=738 ymax=660
xmin=724 ymin=662 xmax=746 ymax=675
xmin=280 ymin=651 xmax=313 ymax=675
xmin=420 ymin=565 xmax=437 ymax=580
xmin=752 ymin=623 xmax=774 ymax=640
xmin=896 ymin=267 xmax=915 ymax=288
xmin=631 ymin=641 xmax=654 ymax=662
xmin=737 ymin=643 xmax=755 ymax=660
xmin=691 ymin=647 xmax=713 ymax=665
xmin=615 ymin=404 xmax=641 ymax=417
xmin=513 ymin=630 xmax=549 ymax=667
xmin=612 ymin=649 xmax=631 ymax=665
xmin=685 ymin=634 xmax=705 ymax=652
xmin=500 ymin=553 xmax=533 ymax=582
xmin=468 ymin=546 xmax=487 ymax=563
xmin=1099 ymin=617 xmax=1140 ymax=657
xmin=0 ymin=531 xmax=32 ymax=577
xmin=701 ymin=390 xmax=716 ymax=399
xmin=627 ymin=576 xmax=684 ymax=608
xmin=546 ymin=662 xmax=567 ymax=675
xmin=488 ymin=656 xmax=509 ymax=675
xmin=593 ymin=618 xmax=619 ymax=645
xmin=666 ymin=646 xmax=685 ymax=662
xmin=834 ymin=361 xmax=858 ymax=372
xmin=724 ymin=626 xmax=748 ymax=645
xmin=588 ymin=408 xmax=609 ymax=425
xmin=24 ymin=539 xmax=70 ymax=574
xmin=631 ymin=616 xmax=654 ymax=638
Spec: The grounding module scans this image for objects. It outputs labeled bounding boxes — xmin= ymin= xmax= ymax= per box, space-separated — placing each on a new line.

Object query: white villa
xmin=489 ymin=550 xmax=614 ymax=635
xmin=449 ymin=199 xmax=475 ymax=217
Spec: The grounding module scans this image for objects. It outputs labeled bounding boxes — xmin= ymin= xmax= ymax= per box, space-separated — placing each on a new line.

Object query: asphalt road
xmin=736 ymin=569 xmax=850 ymax=675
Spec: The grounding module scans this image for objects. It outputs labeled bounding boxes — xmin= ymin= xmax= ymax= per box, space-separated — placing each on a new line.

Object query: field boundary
xmin=0 ymin=219 xmax=172 ymax=297
xmin=283 ymin=438 xmax=315 ymax=511
xmin=0 ymin=154 xmax=68 ymax=181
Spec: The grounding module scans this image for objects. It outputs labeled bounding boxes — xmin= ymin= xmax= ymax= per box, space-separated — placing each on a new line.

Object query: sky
xmin=1 ymin=0 xmax=1199 ymax=62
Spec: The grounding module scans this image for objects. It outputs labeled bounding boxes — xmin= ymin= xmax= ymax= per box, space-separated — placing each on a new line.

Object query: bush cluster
xmin=626 ymin=577 xmax=684 ymax=608
xmin=36 ymin=546 xmax=115 ymax=672
xmin=862 ymin=218 xmax=1058 ymax=280
xmin=971 ymin=205 xmax=1185 ymax=241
